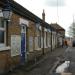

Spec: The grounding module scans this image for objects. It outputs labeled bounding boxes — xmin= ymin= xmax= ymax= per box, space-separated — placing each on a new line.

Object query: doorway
xmin=20 ymin=25 xmax=26 ymax=64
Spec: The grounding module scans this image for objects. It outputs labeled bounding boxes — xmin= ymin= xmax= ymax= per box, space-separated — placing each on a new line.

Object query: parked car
xmin=72 ymin=40 xmax=75 ymax=47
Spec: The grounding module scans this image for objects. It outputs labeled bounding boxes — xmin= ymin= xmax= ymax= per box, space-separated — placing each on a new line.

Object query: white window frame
xmin=0 ymin=18 xmax=6 ymax=47
xmin=44 ymin=31 xmax=47 ymax=48
xmin=47 ymin=32 xmax=51 ymax=47
xmin=35 ymin=24 xmax=41 ymax=49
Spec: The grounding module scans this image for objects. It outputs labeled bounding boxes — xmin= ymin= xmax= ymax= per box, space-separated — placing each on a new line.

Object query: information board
xmin=11 ymin=35 xmax=21 ymax=57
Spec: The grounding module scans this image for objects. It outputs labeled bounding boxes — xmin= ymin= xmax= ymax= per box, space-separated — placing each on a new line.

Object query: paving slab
xmin=7 ymin=47 xmax=66 ymax=75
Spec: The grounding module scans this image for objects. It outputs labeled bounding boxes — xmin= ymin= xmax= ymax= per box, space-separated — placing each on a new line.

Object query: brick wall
xmin=8 ymin=13 xmax=21 ymax=46
xmin=7 ymin=13 xmax=21 ymax=69
xmin=7 ymin=12 xmax=40 ymax=66
xmin=0 ymin=50 xmax=10 ymax=74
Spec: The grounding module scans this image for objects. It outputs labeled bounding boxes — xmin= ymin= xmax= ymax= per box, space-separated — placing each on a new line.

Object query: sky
xmin=14 ymin=0 xmax=75 ymax=36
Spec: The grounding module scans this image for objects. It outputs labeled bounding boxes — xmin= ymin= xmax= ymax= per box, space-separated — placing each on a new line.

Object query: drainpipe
xmin=51 ymin=29 xmax=52 ymax=52
xmin=42 ymin=22 xmax=44 ymax=55
xmin=42 ymin=9 xmax=45 ymax=55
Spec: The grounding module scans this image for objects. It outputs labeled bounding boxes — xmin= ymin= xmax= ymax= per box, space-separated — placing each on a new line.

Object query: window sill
xmin=28 ymin=50 xmax=34 ymax=53
xmin=0 ymin=46 xmax=10 ymax=51
xmin=44 ymin=46 xmax=48 ymax=48
xmin=35 ymin=48 xmax=41 ymax=51
xmin=48 ymin=45 xmax=51 ymax=47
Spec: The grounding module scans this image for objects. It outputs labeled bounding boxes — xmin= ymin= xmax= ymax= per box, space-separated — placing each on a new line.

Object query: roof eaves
xmin=0 ymin=0 xmax=55 ymax=31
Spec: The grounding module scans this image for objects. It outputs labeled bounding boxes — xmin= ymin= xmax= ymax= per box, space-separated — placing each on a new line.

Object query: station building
xmin=0 ymin=0 xmax=65 ymax=73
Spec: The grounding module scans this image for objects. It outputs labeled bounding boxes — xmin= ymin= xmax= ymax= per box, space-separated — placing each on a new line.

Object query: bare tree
xmin=68 ymin=22 xmax=75 ymax=37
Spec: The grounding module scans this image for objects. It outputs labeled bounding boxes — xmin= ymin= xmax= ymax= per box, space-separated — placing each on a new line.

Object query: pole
xmin=57 ymin=0 xmax=59 ymax=23
xmin=42 ymin=9 xmax=45 ymax=55
xmin=51 ymin=29 xmax=52 ymax=52
xmin=6 ymin=20 xmax=8 ymax=46
xmin=42 ymin=22 xmax=44 ymax=55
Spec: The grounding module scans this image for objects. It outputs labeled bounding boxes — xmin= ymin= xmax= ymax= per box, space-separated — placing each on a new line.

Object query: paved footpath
xmin=7 ymin=47 xmax=66 ymax=75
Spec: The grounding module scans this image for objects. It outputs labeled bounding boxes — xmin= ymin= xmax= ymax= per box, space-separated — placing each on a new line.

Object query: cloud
xmin=45 ymin=0 xmax=66 ymax=7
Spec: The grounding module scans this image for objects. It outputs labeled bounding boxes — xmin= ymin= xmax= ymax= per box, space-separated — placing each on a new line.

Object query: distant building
xmin=50 ymin=23 xmax=65 ymax=48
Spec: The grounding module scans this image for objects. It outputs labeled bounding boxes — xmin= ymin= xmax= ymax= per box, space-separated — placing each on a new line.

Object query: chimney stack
xmin=42 ymin=9 xmax=45 ymax=21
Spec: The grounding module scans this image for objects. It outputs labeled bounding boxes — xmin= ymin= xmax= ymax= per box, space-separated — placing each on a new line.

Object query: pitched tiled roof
xmin=50 ymin=23 xmax=65 ymax=31
xmin=50 ymin=23 xmax=65 ymax=37
xmin=0 ymin=0 xmax=55 ymax=31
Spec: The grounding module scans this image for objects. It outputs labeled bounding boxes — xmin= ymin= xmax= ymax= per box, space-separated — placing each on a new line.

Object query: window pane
xmin=29 ymin=36 xmax=33 ymax=51
xmin=46 ymin=32 xmax=47 ymax=46
xmin=0 ymin=31 xmax=4 ymax=43
xmin=38 ymin=36 xmax=41 ymax=48
xmin=35 ymin=37 xmax=39 ymax=49
xmin=0 ymin=18 xmax=4 ymax=27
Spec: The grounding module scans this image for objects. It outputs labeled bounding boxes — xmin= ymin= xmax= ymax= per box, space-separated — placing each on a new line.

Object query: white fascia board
xmin=44 ymin=28 xmax=51 ymax=32
xmin=39 ymin=26 xmax=42 ymax=30
xmin=19 ymin=18 xmax=29 ymax=27
xmin=57 ymin=33 xmax=61 ymax=36
xmin=44 ymin=28 xmax=47 ymax=32
xmin=52 ymin=31 xmax=56 ymax=34
xmin=47 ymin=29 xmax=51 ymax=32
xmin=0 ymin=9 xmax=3 ymax=17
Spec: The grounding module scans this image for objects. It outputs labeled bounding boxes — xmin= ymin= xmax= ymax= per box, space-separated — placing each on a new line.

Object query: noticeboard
xmin=11 ymin=35 xmax=21 ymax=57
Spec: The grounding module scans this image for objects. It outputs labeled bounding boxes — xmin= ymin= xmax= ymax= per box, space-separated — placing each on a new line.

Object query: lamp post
xmin=2 ymin=0 xmax=12 ymax=20
xmin=2 ymin=0 xmax=12 ymax=45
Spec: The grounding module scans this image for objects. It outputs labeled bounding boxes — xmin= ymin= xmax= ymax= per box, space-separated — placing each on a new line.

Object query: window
xmin=47 ymin=32 xmax=51 ymax=47
xmin=35 ymin=24 xmax=41 ymax=49
xmin=0 ymin=31 xmax=4 ymax=43
xmin=44 ymin=31 xmax=46 ymax=48
xmin=29 ymin=36 xmax=33 ymax=51
xmin=0 ymin=18 xmax=5 ymax=47
xmin=46 ymin=32 xmax=48 ymax=46
xmin=0 ymin=19 xmax=4 ymax=27
xmin=35 ymin=36 xmax=38 ymax=49
xmin=38 ymin=33 xmax=41 ymax=48
xmin=49 ymin=33 xmax=51 ymax=46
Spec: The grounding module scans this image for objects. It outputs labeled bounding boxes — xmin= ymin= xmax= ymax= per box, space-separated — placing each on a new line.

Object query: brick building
xmin=50 ymin=23 xmax=65 ymax=48
xmin=0 ymin=0 xmax=65 ymax=74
